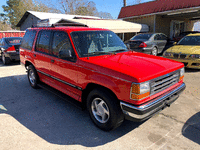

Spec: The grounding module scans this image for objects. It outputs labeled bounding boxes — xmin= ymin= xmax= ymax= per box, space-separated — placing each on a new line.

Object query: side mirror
xmin=58 ymin=49 xmax=72 ymax=59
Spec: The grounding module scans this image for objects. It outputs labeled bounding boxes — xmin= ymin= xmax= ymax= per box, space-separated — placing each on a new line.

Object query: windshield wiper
xmin=83 ymin=51 xmax=114 ymax=56
xmin=111 ymin=49 xmax=128 ymax=54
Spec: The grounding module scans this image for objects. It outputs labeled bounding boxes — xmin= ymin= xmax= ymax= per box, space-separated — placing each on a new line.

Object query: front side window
xmin=178 ymin=36 xmax=200 ymax=45
xmin=20 ymin=30 xmax=36 ymax=50
xmin=71 ymin=31 xmax=128 ymax=57
xmin=36 ymin=30 xmax=51 ymax=54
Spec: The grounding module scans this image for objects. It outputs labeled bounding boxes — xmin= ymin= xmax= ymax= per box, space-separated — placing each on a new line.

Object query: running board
xmin=38 ymin=82 xmax=83 ymax=110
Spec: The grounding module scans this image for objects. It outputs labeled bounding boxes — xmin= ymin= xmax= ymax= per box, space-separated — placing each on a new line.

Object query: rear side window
xmin=36 ymin=30 xmax=51 ymax=54
xmin=160 ymin=34 xmax=167 ymax=40
xmin=21 ymin=30 xmax=36 ymax=50
xmin=154 ymin=34 xmax=161 ymax=40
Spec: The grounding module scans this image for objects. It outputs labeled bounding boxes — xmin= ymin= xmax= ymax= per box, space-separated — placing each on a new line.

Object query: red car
xmin=20 ymin=25 xmax=185 ymax=131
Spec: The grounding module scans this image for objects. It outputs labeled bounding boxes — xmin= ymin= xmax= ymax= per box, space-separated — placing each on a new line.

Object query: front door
xmin=49 ymin=31 xmax=81 ymax=100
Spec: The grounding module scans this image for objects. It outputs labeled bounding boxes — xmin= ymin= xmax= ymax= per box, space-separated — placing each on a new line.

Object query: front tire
xmin=87 ymin=88 xmax=124 ymax=131
xmin=27 ymin=65 xmax=39 ymax=89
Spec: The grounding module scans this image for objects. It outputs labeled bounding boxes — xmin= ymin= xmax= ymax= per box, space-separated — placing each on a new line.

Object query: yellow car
xmin=163 ymin=33 xmax=200 ymax=69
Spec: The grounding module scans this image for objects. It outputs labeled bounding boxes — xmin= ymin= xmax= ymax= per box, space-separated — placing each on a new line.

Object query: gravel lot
xmin=0 ymin=60 xmax=200 ymax=150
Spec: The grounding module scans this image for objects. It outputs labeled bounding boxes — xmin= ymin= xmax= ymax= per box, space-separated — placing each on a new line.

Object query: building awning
xmin=118 ymin=0 xmax=200 ymax=19
xmin=56 ymin=19 xmax=149 ymax=33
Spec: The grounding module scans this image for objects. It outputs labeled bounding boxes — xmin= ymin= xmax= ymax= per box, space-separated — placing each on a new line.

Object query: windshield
xmin=177 ymin=36 xmax=200 ymax=45
xmin=130 ymin=34 xmax=153 ymax=40
xmin=71 ymin=31 xmax=128 ymax=57
xmin=6 ymin=37 xmax=22 ymax=45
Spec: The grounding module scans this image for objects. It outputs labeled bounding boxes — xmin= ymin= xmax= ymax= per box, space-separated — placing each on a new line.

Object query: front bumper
xmin=163 ymin=57 xmax=200 ymax=69
xmin=132 ymin=48 xmax=152 ymax=54
xmin=120 ymin=83 xmax=186 ymax=122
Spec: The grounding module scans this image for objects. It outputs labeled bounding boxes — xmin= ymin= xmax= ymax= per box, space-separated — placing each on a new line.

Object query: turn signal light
xmin=131 ymin=92 xmax=150 ymax=100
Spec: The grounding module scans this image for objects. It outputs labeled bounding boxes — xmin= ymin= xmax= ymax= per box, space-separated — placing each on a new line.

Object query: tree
xmin=128 ymin=0 xmax=143 ymax=5
xmin=59 ymin=0 xmax=112 ymax=19
xmin=98 ymin=11 xmax=113 ymax=19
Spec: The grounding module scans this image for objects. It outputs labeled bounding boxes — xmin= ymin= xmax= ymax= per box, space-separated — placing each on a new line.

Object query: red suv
xmin=20 ymin=25 xmax=185 ymax=131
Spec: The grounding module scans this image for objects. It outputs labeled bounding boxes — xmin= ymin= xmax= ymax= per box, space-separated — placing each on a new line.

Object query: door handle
xmin=51 ymin=59 xmax=54 ymax=63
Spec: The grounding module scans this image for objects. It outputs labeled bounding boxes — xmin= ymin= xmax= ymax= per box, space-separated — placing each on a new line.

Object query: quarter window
xmin=20 ymin=30 xmax=36 ymax=50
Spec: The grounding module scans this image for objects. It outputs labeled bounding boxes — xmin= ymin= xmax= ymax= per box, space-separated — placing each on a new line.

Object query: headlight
xmin=163 ymin=52 xmax=172 ymax=57
xmin=179 ymin=67 xmax=184 ymax=81
xmin=130 ymin=82 xmax=150 ymax=100
xmin=189 ymin=54 xmax=200 ymax=59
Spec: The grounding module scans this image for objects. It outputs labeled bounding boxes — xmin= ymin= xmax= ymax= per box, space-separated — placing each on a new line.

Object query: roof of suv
xmin=28 ymin=26 xmax=109 ymax=32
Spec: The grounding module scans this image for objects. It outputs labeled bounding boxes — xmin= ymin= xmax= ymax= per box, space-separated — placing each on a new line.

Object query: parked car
xmin=173 ymin=31 xmax=200 ymax=42
xmin=0 ymin=37 xmax=22 ymax=65
xmin=163 ymin=33 xmax=200 ymax=69
xmin=124 ymin=33 xmax=172 ymax=56
xmin=20 ymin=25 xmax=185 ymax=131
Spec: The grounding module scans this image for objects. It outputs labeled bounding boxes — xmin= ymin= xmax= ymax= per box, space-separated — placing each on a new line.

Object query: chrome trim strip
xmin=37 ymin=70 xmax=82 ymax=90
xmin=121 ymin=83 xmax=185 ymax=111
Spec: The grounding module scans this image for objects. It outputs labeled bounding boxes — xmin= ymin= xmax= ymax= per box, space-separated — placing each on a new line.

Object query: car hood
xmin=80 ymin=51 xmax=183 ymax=82
xmin=166 ymin=45 xmax=200 ymax=54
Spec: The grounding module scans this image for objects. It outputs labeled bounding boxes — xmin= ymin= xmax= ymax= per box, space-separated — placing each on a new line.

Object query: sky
xmin=0 ymin=0 xmax=153 ymax=19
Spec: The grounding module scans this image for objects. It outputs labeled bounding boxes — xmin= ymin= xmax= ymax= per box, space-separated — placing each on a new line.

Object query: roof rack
xmin=52 ymin=22 xmax=88 ymax=27
xmin=32 ymin=21 xmax=88 ymax=28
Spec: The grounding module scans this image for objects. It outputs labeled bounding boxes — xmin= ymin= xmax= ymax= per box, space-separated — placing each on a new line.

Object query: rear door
xmin=34 ymin=30 xmax=52 ymax=83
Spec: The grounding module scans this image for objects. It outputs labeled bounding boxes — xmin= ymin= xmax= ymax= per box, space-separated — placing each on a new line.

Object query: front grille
xmin=180 ymin=54 xmax=187 ymax=59
xmin=173 ymin=53 xmax=179 ymax=58
xmin=150 ymin=71 xmax=179 ymax=95
xmin=182 ymin=62 xmax=188 ymax=66
xmin=173 ymin=53 xmax=187 ymax=59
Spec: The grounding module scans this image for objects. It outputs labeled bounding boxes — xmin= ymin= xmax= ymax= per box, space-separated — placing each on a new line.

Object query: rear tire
xmin=151 ymin=47 xmax=158 ymax=56
xmin=87 ymin=88 xmax=124 ymax=131
xmin=27 ymin=65 xmax=39 ymax=89
xmin=2 ymin=53 xmax=10 ymax=65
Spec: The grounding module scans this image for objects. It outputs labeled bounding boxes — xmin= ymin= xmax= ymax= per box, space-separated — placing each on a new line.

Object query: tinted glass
xmin=21 ymin=30 xmax=37 ymax=50
xmin=154 ymin=34 xmax=161 ymax=40
xmin=160 ymin=34 xmax=167 ymax=40
xmin=131 ymin=34 xmax=153 ymax=40
xmin=178 ymin=36 xmax=200 ymax=45
xmin=36 ymin=30 xmax=51 ymax=54
xmin=52 ymin=31 xmax=75 ymax=61
xmin=71 ymin=31 xmax=127 ymax=57
xmin=6 ymin=38 xmax=22 ymax=45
